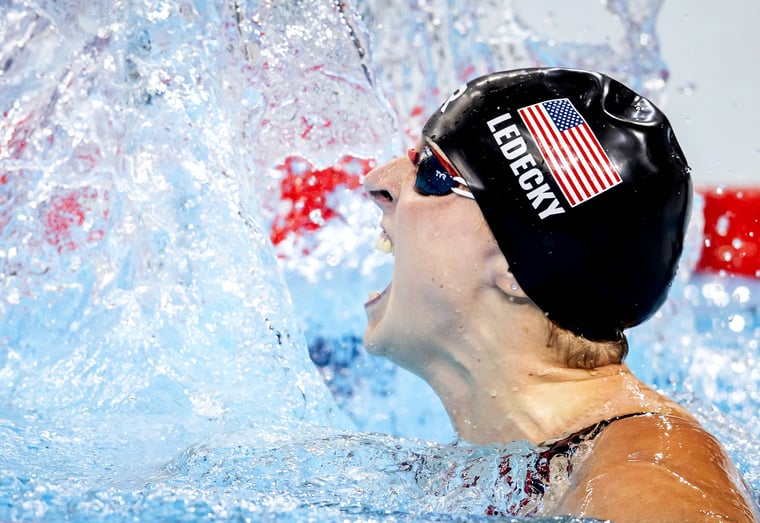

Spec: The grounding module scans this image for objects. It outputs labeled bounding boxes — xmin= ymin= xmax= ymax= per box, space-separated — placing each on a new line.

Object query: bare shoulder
xmin=556 ymin=413 xmax=759 ymax=523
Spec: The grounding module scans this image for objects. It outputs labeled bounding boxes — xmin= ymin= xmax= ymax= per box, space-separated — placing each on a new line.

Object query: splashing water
xmin=1 ymin=0 xmax=350 ymax=516
xmin=1 ymin=0 xmax=758 ymax=520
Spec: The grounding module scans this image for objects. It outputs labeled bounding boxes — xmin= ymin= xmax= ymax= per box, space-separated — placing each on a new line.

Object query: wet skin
xmin=361 ymin=148 xmax=760 ymax=523
xmin=363 ymin=151 xmax=499 ymax=373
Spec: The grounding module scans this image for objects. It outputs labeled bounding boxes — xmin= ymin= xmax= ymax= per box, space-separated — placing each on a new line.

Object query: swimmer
xmin=363 ymin=68 xmax=759 ymax=522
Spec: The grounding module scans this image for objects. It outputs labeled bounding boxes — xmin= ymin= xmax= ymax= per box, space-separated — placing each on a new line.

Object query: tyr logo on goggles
xmin=409 ymin=145 xmax=474 ymax=199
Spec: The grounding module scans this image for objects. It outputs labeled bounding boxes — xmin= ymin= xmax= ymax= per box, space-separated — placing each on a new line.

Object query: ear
xmin=487 ymin=251 xmax=530 ymax=300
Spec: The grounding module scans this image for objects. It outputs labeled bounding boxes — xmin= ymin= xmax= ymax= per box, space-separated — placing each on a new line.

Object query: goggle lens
xmin=410 ymin=146 xmax=458 ymax=196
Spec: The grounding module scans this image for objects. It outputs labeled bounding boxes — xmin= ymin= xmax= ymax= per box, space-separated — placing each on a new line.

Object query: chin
xmin=363 ymin=325 xmax=428 ymax=379
xmin=362 ymin=327 xmax=385 ymax=357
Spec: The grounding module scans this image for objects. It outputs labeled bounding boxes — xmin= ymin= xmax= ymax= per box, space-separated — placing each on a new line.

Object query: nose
xmin=363 ymin=156 xmax=408 ymax=212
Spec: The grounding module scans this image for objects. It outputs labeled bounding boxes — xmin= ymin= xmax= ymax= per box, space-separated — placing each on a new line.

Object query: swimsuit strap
xmin=489 ymin=412 xmax=656 ymax=517
xmin=541 ymin=411 xmax=654 ymax=458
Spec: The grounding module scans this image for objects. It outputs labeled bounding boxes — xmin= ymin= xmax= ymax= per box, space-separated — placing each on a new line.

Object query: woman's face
xmin=362 ymin=145 xmax=498 ymax=372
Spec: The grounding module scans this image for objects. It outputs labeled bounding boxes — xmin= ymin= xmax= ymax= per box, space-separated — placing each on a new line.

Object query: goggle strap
xmin=451 ymin=185 xmax=475 ymax=199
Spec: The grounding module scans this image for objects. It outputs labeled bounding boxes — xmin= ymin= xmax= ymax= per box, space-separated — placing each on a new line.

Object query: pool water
xmin=0 ymin=0 xmax=758 ymax=521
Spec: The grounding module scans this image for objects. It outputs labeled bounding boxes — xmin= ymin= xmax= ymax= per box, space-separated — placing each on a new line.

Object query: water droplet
xmin=716 ymin=215 xmax=730 ymax=236
xmin=732 ymin=286 xmax=750 ymax=303
xmin=678 ymin=82 xmax=697 ymax=96
xmin=701 ymin=282 xmax=730 ymax=307
xmin=728 ymin=314 xmax=746 ymax=333
xmin=309 ymin=209 xmax=325 ymax=225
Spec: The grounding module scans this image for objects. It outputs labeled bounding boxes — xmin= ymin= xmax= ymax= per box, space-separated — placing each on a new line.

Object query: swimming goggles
xmin=409 ymin=145 xmax=474 ymax=199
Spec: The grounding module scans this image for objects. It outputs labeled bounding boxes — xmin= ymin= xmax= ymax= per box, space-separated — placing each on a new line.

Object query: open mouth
xmin=365 ymin=230 xmax=393 ymax=307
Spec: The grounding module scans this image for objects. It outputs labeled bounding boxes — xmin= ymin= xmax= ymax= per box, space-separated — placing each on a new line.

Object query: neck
xmin=427 ymin=361 xmax=635 ymax=444
xmin=415 ymin=305 xmax=677 ymax=445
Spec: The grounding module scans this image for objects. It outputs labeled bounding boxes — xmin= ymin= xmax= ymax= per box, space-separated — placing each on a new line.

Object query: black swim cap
xmin=422 ymin=68 xmax=692 ymax=341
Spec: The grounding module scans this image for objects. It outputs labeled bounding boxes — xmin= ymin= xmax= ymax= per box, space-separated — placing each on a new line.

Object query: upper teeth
xmin=374 ymin=233 xmax=393 ymax=254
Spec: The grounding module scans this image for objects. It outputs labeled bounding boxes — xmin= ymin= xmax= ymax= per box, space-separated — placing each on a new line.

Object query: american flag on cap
xmin=518 ymin=98 xmax=622 ymax=207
